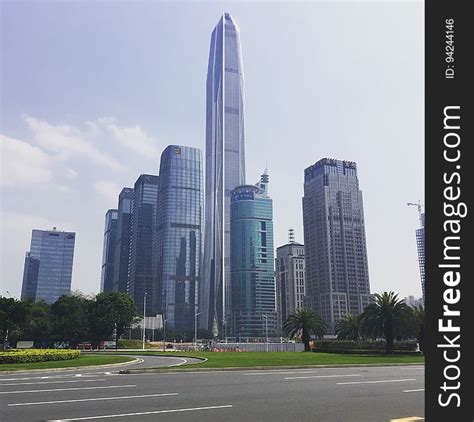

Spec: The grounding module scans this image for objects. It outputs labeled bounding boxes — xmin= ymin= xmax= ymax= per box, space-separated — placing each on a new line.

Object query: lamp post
xmin=142 ymin=292 xmax=147 ymax=350
xmin=262 ymin=314 xmax=269 ymax=352
xmin=194 ymin=311 xmax=201 ymax=349
xmin=162 ymin=318 xmax=168 ymax=351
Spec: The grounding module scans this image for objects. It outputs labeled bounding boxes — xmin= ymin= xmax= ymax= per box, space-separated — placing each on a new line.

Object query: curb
xmin=0 ymin=356 xmax=141 ymax=375
xmin=120 ymin=362 xmax=424 ymax=374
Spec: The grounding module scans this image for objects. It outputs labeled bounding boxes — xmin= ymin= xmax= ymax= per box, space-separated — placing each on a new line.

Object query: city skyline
xmin=0 ymin=3 xmax=424 ymax=301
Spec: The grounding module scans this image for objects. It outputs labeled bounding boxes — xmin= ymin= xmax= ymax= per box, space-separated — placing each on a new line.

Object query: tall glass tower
xmin=202 ymin=13 xmax=246 ymax=335
xmin=303 ymin=158 xmax=371 ymax=334
xmin=101 ymin=209 xmax=118 ymax=293
xmin=127 ymin=174 xmax=159 ymax=316
xmin=21 ymin=228 xmax=75 ymax=303
xmin=230 ymin=170 xmax=276 ymax=338
xmin=154 ymin=146 xmax=204 ymax=332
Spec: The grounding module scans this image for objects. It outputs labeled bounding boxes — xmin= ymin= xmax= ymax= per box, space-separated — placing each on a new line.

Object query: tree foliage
xmin=359 ymin=292 xmax=416 ymax=354
xmin=284 ymin=308 xmax=326 ymax=352
xmin=335 ymin=313 xmax=362 ymax=341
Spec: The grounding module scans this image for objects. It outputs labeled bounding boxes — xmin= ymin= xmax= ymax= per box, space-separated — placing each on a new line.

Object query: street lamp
xmin=142 ymin=292 xmax=147 ymax=350
xmin=162 ymin=318 xmax=168 ymax=351
xmin=262 ymin=314 xmax=269 ymax=352
xmin=194 ymin=311 xmax=201 ymax=349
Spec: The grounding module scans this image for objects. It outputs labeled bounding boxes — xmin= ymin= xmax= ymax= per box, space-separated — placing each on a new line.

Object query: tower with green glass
xmin=230 ymin=169 xmax=276 ymax=338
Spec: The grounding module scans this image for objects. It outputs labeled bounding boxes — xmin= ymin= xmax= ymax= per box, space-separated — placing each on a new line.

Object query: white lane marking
xmin=0 ymin=374 xmax=98 ymax=382
xmin=8 ymin=392 xmax=179 ymax=406
xmin=244 ymin=368 xmax=358 ymax=376
xmin=404 ymin=388 xmax=425 ymax=393
xmin=168 ymin=358 xmax=188 ymax=367
xmin=399 ymin=367 xmax=424 ymax=370
xmin=0 ymin=379 xmax=106 ymax=387
xmin=285 ymin=374 xmax=361 ymax=380
xmin=0 ymin=384 xmax=136 ymax=394
xmin=47 ymin=404 xmax=234 ymax=421
xmin=337 ymin=378 xmax=417 ymax=385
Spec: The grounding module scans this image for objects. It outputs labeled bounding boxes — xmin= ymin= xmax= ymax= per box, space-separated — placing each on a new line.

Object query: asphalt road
xmin=0 ymin=357 xmax=425 ymax=422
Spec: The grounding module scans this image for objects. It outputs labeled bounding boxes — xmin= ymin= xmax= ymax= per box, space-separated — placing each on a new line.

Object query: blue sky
xmin=0 ymin=1 xmax=424 ymax=299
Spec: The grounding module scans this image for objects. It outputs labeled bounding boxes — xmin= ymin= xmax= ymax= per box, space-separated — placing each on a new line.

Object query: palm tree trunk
xmin=385 ymin=324 xmax=394 ymax=355
xmin=302 ymin=328 xmax=311 ymax=352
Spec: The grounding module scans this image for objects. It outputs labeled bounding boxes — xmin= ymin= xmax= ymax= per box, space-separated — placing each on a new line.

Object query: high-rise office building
xmin=101 ymin=209 xmax=118 ymax=292
xmin=154 ymin=146 xmax=204 ymax=332
xmin=302 ymin=158 xmax=371 ymax=333
xmin=275 ymin=233 xmax=306 ymax=332
xmin=127 ymin=175 xmax=159 ymax=316
xmin=230 ymin=170 xmax=276 ymax=338
xmin=21 ymin=228 xmax=75 ymax=303
xmin=202 ymin=13 xmax=246 ymax=336
xmin=112 ymin=188 xmax=134 ymax=293
xmin=415 ymin=213 xmax=425 ymax=303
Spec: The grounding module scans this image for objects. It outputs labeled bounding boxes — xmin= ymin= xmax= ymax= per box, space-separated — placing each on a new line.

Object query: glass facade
xmin=127 ymin=175 xmax=159 ymax=316
xmin=303 ymin=158 xmax=371 ymax=333
xmin=101 ymin=209 xmax=118 ymax=292
xmin=202 ymin=13 xmax=246 ymax=336
xmin=21 ymin=228 xmax=75 ymax=303
xmin=416 ymin=213 xmax=425 ymax=303
xmin=112 ymin=188 xmax=134 ymax=293
xmin=230 ymin=179 xmax=276 ymax=338
xmin=154 ymin=146 xmax=203 ymax=332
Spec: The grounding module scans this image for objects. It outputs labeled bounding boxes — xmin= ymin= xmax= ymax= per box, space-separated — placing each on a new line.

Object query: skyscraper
xmin=21 ymin=228 xmax=75 ymax=303
xmin=112 ymin=188 xmax=134 ymax=293
xmin=230 ymin=170 xmax=276 ymax=338
xmin=416 ymin=212 xmax=425 ymax=303
xmin=303 ymin=158 xmax=371 ymax=333
xmin=127 ymin=175 xmax=159 ymax=316
xmin=101 ymin=209 xmax=118 ymax=292
xmin=202 ymin=13 xmax=246 ymax=336
xmin=275 ymin=233 xmax=306 ymax=332
xmin=154 ymin=145 xmax=204 ymax=332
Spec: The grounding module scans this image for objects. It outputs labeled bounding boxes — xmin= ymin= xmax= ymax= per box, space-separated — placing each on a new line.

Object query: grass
xmin=0 ymin=353 xmax=135 ymax=371
xmin=107 ymin=350 xmax=424 ymax=369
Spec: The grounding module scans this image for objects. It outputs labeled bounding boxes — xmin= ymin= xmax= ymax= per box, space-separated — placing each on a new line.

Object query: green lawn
xmin=0 ymin=354 xmax=135 ymax=371
xmin=110 ymin=351 xmax=424 ymax=369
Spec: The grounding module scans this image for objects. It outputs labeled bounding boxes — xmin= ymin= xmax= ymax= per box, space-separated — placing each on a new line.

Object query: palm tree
xmin=359 ymin=291 xmax=415 ymax=354
xmin=335 ymin=313 xmax=361 ymax=341
xmin=284 ymin=308 xmax=326 ymax=352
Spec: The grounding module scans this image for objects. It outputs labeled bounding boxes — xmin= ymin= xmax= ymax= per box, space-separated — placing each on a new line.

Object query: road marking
xmin=337 ymin=378 xmax=417 ymax=385
xmin=8 ymin=392 xmax=179 ymax=406
xmin=0 ymin=384 xmax=136 ymax=394
xmin=404 ymin=389 xmax=425 ymax=393
xmin=285 ymin=374 xmax=361 ymax=380
xmin=390 ymin=417 xmax=424 ymax=421
xmin=0 ymin=379 xmax=106 ymax=387
xmin=244 ymin=368 xmax=356 ymax=376
xmin=47 ymin=404 xmax=234 ymax=421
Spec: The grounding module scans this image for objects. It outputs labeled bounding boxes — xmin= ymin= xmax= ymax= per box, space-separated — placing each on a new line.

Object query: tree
xmin=359 ymin=291 xmax=415 ymax=354
xmin=283 ymin=308 xmax=326 ymax=352
xmin=335 ymin=313 xmax=362 ymax=341
xmin=0 ymin=297 xmax=30 ymax=348
xmin=51 ymin=294 xmax=91 ymax=346
xmin=21 ymin=300 xmax=52 ymax=344
xmin=89 ymin=292 xmax=137 ymax=348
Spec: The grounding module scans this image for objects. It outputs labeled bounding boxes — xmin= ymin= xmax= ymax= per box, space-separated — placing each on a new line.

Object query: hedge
xmin=0 ymin=349 xmax=81 ymax=364
xmin=313 ymin=340 xmax=418 ymax=352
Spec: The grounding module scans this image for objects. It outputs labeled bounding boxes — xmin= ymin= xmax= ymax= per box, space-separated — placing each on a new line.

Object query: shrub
xmin=0 ymin=349 xmax=80 ymax=364
xmin=313 ymin=339 xmax=418 ymax=353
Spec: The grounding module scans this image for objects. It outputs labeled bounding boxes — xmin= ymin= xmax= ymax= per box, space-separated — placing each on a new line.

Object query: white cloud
xmin=98 ymin=117 xmax=160 ymax=158
xmin=24 ymin=115 xmax=124 ymax=172
xmin=66 ymin=168 xmax=78 ymax=179
xmin=93 ymin=180 xmax=121 ymax=206
xmin=0 ymin=134 xmax=53 ymax=186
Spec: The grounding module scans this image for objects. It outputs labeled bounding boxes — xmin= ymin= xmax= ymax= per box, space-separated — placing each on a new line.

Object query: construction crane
xmin=407 ymin=200 xmax=424 ymax=226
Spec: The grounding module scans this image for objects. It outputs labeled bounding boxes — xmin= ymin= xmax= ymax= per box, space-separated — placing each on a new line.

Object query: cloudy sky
xmin=0 ymin=1 xmax=423 ymax=300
